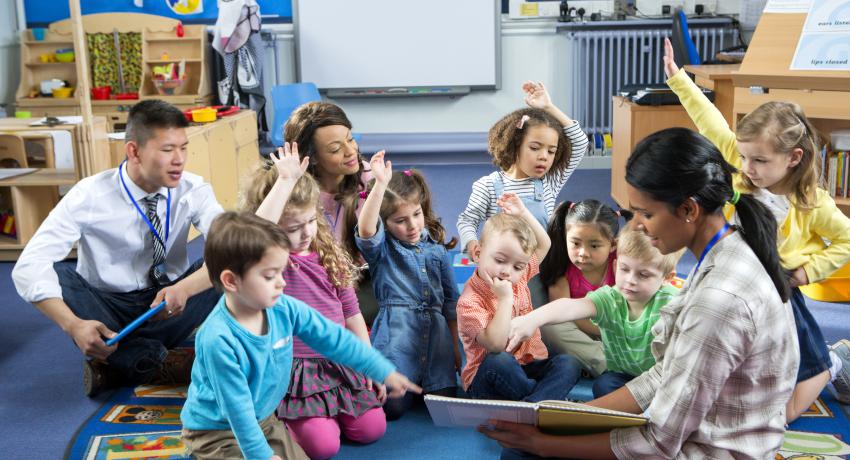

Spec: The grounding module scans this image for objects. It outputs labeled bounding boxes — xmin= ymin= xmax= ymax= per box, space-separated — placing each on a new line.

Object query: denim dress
xmin=355 ymin=220 xmax=459 ymax=392
xmin=491 ymin=172 xmax=548 ymax=229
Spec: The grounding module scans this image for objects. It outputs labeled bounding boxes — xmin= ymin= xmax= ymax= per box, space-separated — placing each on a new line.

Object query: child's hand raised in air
xmin=505 ymin=315 xmax=536 ymax=353
xmin=522 ymin=80 xmax=552 ymax=111
xmin=497 ymin=192 xmax=528 ymax=217
xmin=369 ymin=150 xmax=391 ymax=185
xmin=663 ymin=37 xmax=680 ymax=79
xmin=384 ymin=371 xmax=422 ymax=398
xmin=271 ymin=142 xmax=309 ymax=181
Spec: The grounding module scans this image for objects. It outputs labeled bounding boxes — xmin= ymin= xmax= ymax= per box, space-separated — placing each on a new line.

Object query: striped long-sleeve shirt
xmin=457 ymin=121 xmax=588 ymax=251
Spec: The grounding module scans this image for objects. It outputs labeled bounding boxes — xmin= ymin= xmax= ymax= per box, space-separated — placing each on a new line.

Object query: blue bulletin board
xmin=24 ymin=0 xmax=293 ymax=27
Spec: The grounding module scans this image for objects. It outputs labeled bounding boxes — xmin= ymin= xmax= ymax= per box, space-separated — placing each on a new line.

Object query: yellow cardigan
xmin=667 ymin=69 xmax=850 ymax=283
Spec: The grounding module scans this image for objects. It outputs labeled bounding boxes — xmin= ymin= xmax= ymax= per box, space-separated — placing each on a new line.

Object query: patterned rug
xmin=66 ymin=380 xmax=850 ymax=459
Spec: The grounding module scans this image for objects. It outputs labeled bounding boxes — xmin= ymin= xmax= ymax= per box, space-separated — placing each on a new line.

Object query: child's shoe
xmin=830 ymin=339 xmax=850 ymax=404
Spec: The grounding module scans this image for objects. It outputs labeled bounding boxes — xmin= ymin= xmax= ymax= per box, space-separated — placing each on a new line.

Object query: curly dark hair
xmin=283 ymin=102 xmax=367 ymax=260
xmin=487 ymin=108 xmax=572 ymax=172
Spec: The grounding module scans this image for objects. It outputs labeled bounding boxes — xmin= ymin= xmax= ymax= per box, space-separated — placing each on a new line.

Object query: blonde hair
xmin=239 ymin=164 xmax=356 ymax=287
xmin=736 ymin=101 xmax=822 ymax=210
xmin=480 ymin=213 xmax=538 ymax=256
xmin=368 ymin=168 xmax=456 ymax=249
xmin=616 ymin=225 xmax=682 ymax=275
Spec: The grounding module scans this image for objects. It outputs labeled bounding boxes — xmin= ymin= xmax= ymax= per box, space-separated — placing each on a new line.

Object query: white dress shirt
xmin=12 ymin=163 xmax=224 ymax=303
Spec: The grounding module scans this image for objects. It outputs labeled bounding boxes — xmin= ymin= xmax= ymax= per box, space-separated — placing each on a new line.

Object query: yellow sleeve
xmin=802 ymin=191 xmax=850 ymax=283
xmin=666 ymin=69 xmax=741 ymax=170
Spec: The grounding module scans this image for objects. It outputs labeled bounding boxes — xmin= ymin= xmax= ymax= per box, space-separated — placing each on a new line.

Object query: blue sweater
xmin=181 ymin=294 xmax=395 ymax=460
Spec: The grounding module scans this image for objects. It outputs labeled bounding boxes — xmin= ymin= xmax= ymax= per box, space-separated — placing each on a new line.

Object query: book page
xmin=424 ymin=395 xmax=538 ymax=428
xmin=539 ymin=400 xmax=648 ymax=420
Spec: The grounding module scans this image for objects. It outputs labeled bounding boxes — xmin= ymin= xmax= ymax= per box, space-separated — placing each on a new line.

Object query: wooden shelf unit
xmin=730 ymin=12 xmax=850 ymax=217
xmin=0 ymin=117 xmax=110 ymax=260
xmin=16 ymin=13 xmax=212 ymax=131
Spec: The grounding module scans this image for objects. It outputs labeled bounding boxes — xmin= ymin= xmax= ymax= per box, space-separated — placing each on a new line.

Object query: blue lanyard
xmin=694 ymin=222 xmax=730 ymax=272
xmin=118 ymin=160 xmax=171 ymax=246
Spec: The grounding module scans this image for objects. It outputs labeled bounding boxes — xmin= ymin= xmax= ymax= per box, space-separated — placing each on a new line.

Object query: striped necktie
xmin=143 ymin=194 xmax=169 ymax=285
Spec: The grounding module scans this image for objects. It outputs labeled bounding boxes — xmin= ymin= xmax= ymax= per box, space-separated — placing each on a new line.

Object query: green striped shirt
xmin=588 ymin=284 xmax=678 ymax=376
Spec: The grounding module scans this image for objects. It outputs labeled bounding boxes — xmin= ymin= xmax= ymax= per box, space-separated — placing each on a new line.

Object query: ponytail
xmin=626 ymin=128 xmax=789 ymax=301
xmin=733 ymin=193 xmax=790 ymax=302
xmin=540 ymin=201 xmax=573 ymax=287
xmin=539 ymin=199 xmax=630 ymax=287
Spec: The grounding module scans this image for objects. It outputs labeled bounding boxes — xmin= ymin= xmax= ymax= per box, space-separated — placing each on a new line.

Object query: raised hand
xmin=663 ymin=37 xmax=680 ymax=79
xmin=369 ymin=150 xmax=391 ymax=185
xmin=522 ymin=80 xmax=552 ymax=110
xmin=497 ymin=192 xmax=527 ymax=216
xmin=271 ymin=142 xmax=309 ymax=181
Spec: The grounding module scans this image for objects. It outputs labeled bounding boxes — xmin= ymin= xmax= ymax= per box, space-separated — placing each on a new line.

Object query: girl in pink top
xmin=242 ymin=143 xmax=386 ymax=460
xmin=537 ymin=199 xmax=629 ymax=375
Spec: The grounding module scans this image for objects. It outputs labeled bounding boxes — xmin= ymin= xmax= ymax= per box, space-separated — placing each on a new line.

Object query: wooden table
xmin=610 ymin=96 xmax=697 ymax=207
xmin=683 ymin=64 xmax=739 ymax=127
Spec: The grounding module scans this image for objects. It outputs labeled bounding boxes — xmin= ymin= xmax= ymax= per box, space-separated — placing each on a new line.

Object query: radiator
xmin=567 ymin=25 xmax=739 ymax=136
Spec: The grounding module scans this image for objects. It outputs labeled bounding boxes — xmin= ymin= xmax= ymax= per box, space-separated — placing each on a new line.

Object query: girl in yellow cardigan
xmin=663 ymin=38 xmax=850 ymax=422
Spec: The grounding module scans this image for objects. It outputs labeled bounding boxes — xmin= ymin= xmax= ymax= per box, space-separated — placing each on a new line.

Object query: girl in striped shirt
xmin=242 ymin=143 xmax=386 ymax=460
xmin=457 ymin=81 xmax=589 ymax=261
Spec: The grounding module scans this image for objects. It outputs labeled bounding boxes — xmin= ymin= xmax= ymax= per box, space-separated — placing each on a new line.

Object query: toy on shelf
xmin=0 ymin=211 xmax=16 ymax=238
xmin=152 ymin=60 xmax=186 ymax=95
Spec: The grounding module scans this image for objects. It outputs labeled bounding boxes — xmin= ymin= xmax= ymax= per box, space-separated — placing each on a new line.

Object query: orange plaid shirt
xmin=457 ymin=254 xmax=548 ymax=390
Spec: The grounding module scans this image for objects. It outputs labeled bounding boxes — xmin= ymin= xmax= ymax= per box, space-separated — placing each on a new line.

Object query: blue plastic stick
xmin=105 ymin=300 xmax=166 ymax=346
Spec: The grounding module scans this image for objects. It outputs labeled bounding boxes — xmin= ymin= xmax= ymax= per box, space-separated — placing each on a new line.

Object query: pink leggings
xmin=286 ymin=407 xmax=386 ymax=460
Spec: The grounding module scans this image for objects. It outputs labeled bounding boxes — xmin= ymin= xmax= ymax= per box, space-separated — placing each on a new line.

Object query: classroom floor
xmin=2 ymin=167 xmax=848 ymax=459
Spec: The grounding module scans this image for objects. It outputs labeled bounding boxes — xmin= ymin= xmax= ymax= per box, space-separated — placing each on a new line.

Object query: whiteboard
xmin=294 ymin=0 xmax=500 ymax=90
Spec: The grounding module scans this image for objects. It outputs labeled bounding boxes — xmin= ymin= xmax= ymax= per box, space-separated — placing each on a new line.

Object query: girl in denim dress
xmin=355 ymin=151 xmax=461 ymax=420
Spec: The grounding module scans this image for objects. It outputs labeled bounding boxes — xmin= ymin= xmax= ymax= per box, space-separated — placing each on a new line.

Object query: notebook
xmin=424 ymin=395 xmax=648 ymax=435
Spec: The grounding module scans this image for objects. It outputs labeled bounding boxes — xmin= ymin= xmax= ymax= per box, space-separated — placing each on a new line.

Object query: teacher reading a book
xmin=12 ymin=100 xmax=223 ymax=398
xmin=480 ymin=128 xmax=799 ymax=459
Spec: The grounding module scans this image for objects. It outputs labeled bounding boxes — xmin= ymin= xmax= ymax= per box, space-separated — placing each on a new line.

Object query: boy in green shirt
xmin=508 ymin=225 xmax=683 ymax=398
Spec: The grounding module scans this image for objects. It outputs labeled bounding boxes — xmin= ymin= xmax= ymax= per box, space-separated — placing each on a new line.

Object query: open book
xmin=424 ymin=395 xmax=647 ymax=435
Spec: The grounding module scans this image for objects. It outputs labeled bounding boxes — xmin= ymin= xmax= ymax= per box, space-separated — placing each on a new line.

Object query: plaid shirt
xmin=611 ymin=232 xmax=799 ymax=459
xmin=457 ymin=254 xmax=548 ymax=390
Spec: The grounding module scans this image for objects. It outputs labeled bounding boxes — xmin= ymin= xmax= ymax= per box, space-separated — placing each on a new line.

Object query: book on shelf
xmin=826 ymin=151 xmax=849 ymax=199
xmin=423 ymin=395 xmax=648 ymax=435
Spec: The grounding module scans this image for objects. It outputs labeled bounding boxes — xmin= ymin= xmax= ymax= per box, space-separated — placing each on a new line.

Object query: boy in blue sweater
xmin=181 ymin=212 xmax=420 ymax=460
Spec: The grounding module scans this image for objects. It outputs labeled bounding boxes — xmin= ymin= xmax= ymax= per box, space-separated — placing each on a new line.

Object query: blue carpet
xmin=4 ymin=168 xmax=850 ymax=459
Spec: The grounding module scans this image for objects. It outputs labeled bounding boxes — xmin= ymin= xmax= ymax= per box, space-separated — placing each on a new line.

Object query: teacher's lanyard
xmin=694 ymin=222 xmax=730 ymax=273
xmin=118 ymin=160 xmax=171 ymax=247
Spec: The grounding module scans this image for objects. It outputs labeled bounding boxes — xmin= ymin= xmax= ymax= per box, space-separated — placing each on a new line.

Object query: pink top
xmin=318 ymin=162 xmax=372 ymax=243
xmin=565 ymin=252 xmax=616 ymax=299
xmin=283 ymin=252 xmax=361 ymax=358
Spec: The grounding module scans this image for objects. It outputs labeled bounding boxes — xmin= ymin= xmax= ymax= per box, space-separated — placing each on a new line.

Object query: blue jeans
xmin=468 ymin=352 xmax=581 ymax=402
xmin=55 ymin=260 xmax=218 ymax=385
xmin=790 ymin=287 xmax=831 ymax=382
xmin=592 ymin=370 xmax=635 ymax=398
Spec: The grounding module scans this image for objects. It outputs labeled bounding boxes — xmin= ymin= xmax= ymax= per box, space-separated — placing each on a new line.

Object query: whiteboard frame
xmin=292 ymin=0 xmax=501 ymax=94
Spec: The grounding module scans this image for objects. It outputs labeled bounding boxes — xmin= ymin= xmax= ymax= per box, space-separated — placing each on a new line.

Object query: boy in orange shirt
xmin=457 ymin=193 xmax=581 ymax=401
